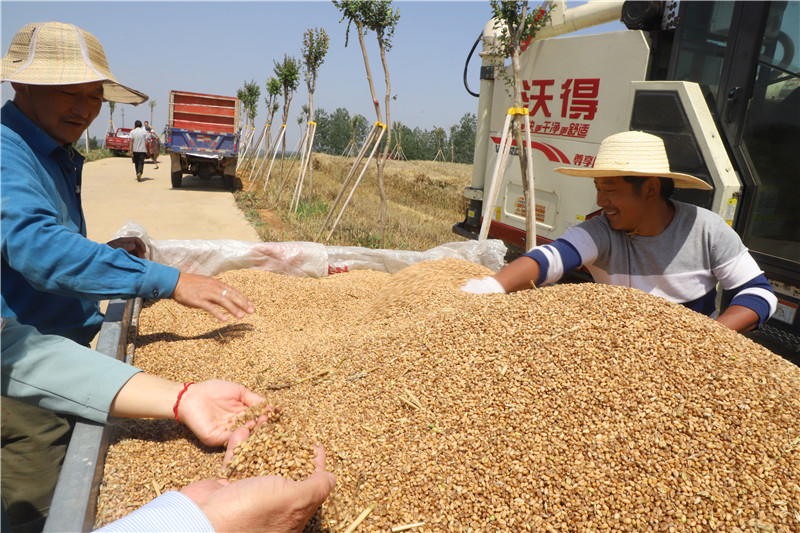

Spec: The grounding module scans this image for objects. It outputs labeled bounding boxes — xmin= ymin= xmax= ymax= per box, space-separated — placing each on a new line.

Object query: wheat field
xmin=236 ymin=153 xmax=474 ymax=251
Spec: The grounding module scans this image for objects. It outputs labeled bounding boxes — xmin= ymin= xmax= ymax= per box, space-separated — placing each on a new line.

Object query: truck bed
xmin=168 ymin=91 xmax=239 ymax=134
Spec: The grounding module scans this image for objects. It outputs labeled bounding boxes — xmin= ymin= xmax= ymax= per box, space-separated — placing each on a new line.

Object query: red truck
xmin=104 ymin=127 xmax=132 ymax=156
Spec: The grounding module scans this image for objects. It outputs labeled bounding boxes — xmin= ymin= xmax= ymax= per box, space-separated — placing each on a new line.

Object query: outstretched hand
xmin=172 ymin=272 xmax=255 ymax=322
xmin=177 ymin=379 xmax=275 ymax=447
xmin=180 ymin=445 xmax=336 ymax=533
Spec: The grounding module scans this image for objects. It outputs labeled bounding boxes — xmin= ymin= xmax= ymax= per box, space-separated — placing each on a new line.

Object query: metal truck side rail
xmin=43 ymin=298 xmax=139 ymax=533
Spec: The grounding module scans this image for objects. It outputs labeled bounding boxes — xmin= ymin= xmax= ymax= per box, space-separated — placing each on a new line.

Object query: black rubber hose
xmin=463 ymin=32 xmax=482 ymax=98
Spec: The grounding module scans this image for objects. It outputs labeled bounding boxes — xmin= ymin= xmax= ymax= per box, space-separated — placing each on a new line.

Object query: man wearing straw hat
xmin=462 ymin=131 xmax=777 ymax=333
xmin=0 ymin=21 xmax=255 ymax=531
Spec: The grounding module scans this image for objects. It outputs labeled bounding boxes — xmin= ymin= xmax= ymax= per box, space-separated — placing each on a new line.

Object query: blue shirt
xmin=1 ymin=101 xmax=180 ymax=345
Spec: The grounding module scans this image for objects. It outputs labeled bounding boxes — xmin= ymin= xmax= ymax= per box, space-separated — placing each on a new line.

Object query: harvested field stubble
xmin=96 ymin=259 xmax=800 ymax=532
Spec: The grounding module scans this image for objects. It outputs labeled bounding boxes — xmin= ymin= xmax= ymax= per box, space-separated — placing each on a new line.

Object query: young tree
xmin=313 ymin=108 xmax=368 ymax=155
xmin=433 ymin=127 xmax=446 ymax=161
xmin=346 ymin=114 xmax=367 ymax=156
xmin=389 ymin=120 xmax=407 ymax=160
xmin=400 ymin=125 xmax=433 ymax=161
xmin=237 ymin=80 xmax=261 ymax=128
xmin=449 ymin=124 xmax=457 ymax=162
xmin=301 ymin=28 xmax=330 ymax=196
xmin=259 ymin=76 xmax=282 ymax=169
xmin=333 ymin=0 xmax=400 ymax=245
xmin=237 ymin=80 xmax=262 ymax=164
xmin=302 ymin=28 xmax=330 ymax=126
xmin=489 ymin=0 xmax=552 ymax=248
xmin=265 ymin=76 xmax=282 ymax=127
xmin=108 ymin=101 xmax=116 ymax=131
xmin=273 ymin=55 xmax=302 ymax=164
xmin=149 ymin=99 xmax=157 ymax=127
xmin=244 ymin=78 xmax=283 ymax=190
xmin=298 ymin=104 xmax=310 ymax=125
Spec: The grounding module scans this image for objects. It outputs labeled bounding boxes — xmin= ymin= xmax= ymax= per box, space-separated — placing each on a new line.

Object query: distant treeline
xmin=78 ymin=108 xmax=478 ymax=164
xmin=312 ymin=107 xmax=477 ymax=163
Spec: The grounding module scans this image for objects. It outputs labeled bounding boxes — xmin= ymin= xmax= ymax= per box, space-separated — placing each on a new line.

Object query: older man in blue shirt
xmin=0 ymin=21 xmax=255 ymax=531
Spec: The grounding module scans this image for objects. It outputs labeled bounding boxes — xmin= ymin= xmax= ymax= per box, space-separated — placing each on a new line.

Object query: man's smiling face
xmin=12 ymin=81 xmax=104 ymax=145
xmin=593 ymin=176 xmax=650 ymax=232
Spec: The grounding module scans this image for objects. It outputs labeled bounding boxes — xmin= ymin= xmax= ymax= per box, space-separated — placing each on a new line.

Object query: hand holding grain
xmin=177 ymin=380 xmax=268 ymax=447
xmin=180 ymin=445 xmax=335 ymax=533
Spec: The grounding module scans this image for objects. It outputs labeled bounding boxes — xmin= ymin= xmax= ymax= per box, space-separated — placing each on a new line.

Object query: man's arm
xmin=1 ymin=318 xmax=269 ymax=446
xmin=462 ymin=236 xmax=586 ymax=295
xmin=495 ymin=237 xmax=588 ymax=293
xmin=95 ymin=448 xmax=335 ymax=533
xmin=494 ymin=255 xmax=542 ymax=292
xmin=716 ymin=273 xmax=777 ymax=332
xmin=708 ymin=217 xmax=777 ymax=331
xmin=716 ymin=305 xmax=760 ymax=333
xmin=1 ymin=144 xmax=179 ymax=300
xmin=94 ymin=491 xmax=213 ymax=533
xmin=1 ymin=143 xmax=253 ymax=320
xmin=1 ymin=317 xmax=141 ymax=422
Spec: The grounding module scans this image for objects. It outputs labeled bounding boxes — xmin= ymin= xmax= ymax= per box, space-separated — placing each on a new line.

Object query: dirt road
xmin=81 ymin=155 xmax=259 ymax=243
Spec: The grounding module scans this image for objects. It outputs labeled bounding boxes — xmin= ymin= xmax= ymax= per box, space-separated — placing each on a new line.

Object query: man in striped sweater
xmin=462 ymin=131 xmax=777 ymax=333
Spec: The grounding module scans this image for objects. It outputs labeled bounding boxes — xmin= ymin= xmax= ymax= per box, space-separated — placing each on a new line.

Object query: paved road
xmin=81 ymin=155 xmax=259 ymax=243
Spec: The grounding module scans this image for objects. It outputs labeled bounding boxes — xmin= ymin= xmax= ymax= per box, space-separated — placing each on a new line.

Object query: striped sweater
xmin=525 ymin=201 xmax=777 ymax=325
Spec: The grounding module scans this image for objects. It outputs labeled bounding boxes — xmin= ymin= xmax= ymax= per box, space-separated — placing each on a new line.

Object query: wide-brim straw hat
xmin=554 ymin=131 xmax=712 ymax=190
xmin=1 ymin=21 xmax=147 ymax=105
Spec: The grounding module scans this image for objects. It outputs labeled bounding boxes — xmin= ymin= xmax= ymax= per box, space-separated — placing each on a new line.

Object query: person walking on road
xmin=128 ymin=119 xmax=147 ymax=181
xmin=146 ymin=125 xmax=160 ymax=169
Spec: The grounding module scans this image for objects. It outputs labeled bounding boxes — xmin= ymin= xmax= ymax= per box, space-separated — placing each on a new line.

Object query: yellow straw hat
xmin=1 ymin=21 xmax=147 ymax=105
xmin=554 ymin=131 xmax=712 ymax=190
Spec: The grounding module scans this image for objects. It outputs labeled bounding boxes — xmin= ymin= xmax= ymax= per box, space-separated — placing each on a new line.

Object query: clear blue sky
xmin=1 ymin=0 xmax=623 ymax=147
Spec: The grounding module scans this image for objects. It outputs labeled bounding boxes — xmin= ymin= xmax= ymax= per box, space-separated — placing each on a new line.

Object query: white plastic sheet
xmin=325 ymin=240 xmax=507 ymax=275
xmin=113 ymin=221 xmax=507 ymax=278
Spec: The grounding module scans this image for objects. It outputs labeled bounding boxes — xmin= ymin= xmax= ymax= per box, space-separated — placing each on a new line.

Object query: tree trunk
xmin=377 ymin=40 xmax=392 ymax=246
xmin=281 ymin=93 xmax=294 ymax=177
xmin=307 ymin=84 xmax=316 ymax=198
xmin=355 ymin=22 xmax=390 ymax=245
xmin=356 ymin=24 xmax=383 ymax=123
xmin=510 ymin=3 xmax=536 ymax=250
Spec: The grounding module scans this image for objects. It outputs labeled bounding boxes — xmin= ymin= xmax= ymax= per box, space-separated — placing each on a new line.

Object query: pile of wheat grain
xmin=96 ymin=260 xmax=800 ymax=532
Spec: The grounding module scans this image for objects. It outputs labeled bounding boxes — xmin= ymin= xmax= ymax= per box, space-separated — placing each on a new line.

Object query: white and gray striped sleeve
xmin=95 ymin=491 xmax=214 ymax=533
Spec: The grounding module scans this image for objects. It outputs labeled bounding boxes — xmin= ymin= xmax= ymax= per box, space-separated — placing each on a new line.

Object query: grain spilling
xmin=96 ymin=260 xmax=800 ymax=532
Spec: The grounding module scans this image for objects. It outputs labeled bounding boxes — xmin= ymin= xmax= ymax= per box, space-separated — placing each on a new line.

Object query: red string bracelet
xmin=173 ymin=382 xmax=194 ymax=422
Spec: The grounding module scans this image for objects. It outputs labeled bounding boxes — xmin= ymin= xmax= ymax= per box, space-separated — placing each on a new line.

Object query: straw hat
xmin=1 ymin=21 xmax=147 ymax=104
xmin=554 ymin=131 xmax=712 ymax=190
